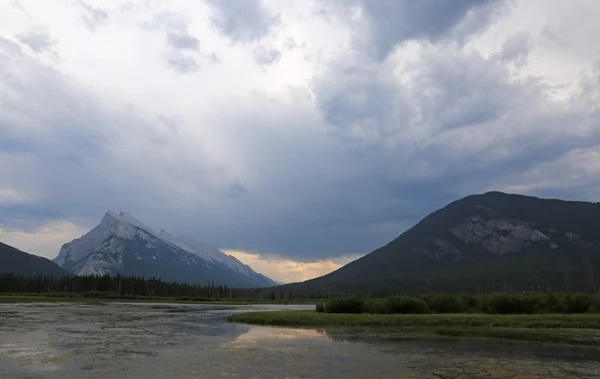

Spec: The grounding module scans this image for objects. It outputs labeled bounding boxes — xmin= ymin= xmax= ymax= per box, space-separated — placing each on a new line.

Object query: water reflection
xmin=226 ymin=326 xmax=326 ymax=349
xmin=1 ymin=302 xmax=600 ymax=379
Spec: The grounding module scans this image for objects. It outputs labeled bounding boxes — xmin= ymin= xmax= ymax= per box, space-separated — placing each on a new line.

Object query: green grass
xmin=364 ymin=327 xmax=600 ymax=345
xmin=227 ymin=310 xmax=600 ymax=329
xmin=0 ymin=294 xmax=310 ymax=305
xmin=227 ymin=311 xmax=600 ymax=345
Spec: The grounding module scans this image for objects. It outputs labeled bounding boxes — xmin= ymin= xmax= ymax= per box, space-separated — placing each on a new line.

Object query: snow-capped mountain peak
xmin=158 ymin=229 xmax=214 ymax=262
xmin=53 ymin=211 xmax=278 ymax=287
xmin=104 ymin=211 xmax=157 ymax=236
xmin=54 ymin=210 xmax=156 ymax=269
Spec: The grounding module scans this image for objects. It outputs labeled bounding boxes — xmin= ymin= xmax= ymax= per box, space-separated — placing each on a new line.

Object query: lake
xmin=1 ymin=302 xmax=599 ymax=378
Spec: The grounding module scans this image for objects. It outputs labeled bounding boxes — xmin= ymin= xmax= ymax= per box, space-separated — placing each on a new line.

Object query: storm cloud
xmin=1 ymin=0 xmax=599 ymax=274
xmin=206 ymin=0 xmax=280 ymax=42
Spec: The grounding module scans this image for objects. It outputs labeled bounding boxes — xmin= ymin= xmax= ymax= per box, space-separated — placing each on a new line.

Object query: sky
xmin=1 ymin=0 xmax=599 ymax=283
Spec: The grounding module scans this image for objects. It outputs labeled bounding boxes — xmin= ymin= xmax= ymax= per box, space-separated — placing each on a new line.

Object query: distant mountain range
xmin=1 ymin=241 xmax=72 ymax=277
xmin=52 ymin=211 xmax=277 ymax=288
xmin=280 ymin=192 xmax=600 ymax=295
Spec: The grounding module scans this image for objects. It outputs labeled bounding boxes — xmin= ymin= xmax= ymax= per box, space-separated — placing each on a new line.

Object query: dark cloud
xmin=2 ymin=2 xmax=600 ymax=265
xmin=325 ymin=0 xmax=507 ymax=60
xmin=0 ymin=37 xmax=221 ymax=233
xmin=224 ymin=181 xmax=250 ymax=199
xmin=4 ymin=29 xmax=597 ymax=260
xmin=311 ymin=58 xmax=407 ymax=144
xmin=311 ymin=44 xmax=545 ymax=147
xmin=253 ymin=45 xmax=281 ymax=66
xmin=206 ymin=0 xmax=280 ymax=42
xmin=15 ymin=27 xmax=55 ymax=53
xmin=166 ymin=30 xmax=200 ymax=51
xmin=78 ymin=1 xmax=109 ymax=32
xmin=301 ymin=40 xmax=600 ymax=259
xmin=164 ymin=53 xmax=200 ymax=73
xmin=495 ymin=32 xmax=531 ymax=67
xmin=140 ymin=11 xmax=202 ymax=72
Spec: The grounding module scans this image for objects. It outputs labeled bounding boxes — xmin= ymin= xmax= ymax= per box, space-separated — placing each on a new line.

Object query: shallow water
xmin=1 ymin=302 xmax=599 ymax=378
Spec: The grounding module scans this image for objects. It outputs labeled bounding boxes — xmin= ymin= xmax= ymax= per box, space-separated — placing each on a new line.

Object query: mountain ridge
xmin=1 ymin=241 xmax=72 ymax=277
xmin=53 ymin=211 xmax=277 ymax=287
xmin=279 ymin=191 xmax=600 ymax=295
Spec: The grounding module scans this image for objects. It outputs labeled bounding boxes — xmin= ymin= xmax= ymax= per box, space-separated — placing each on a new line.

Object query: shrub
xmin=325 ymin=297 xmax=365 ymax=314
xmin=591 ymin=294 xmax=600 ymax=313
xmin=321 ymin=293 xmax=600 ymax=315
xmin=458 ymin=294 xmax=478 ymax=311
xmin=315 ymin=302 xmax=325 ymax=313
xmin=426 ymin=294 xmax=467 ymax=313
xmin=386 ymin=296 xmax=430 ymax=314
xmin=478 ymin=293 xmax=529 ymax=314
xmin=477 ymin=293 xmax=563 ymax=314
xmin=82 ymin=291 xmax=115 ymax=298
xmin=193 ymin=297 xmax=213 ymax=302
xmin=365 ymin=298 xmax=389 ymax=314
xmin=542 ymin=293 xmax=561 ymax=313
xmin=45 ymin=292 xmax=80 ymax=298
xmin=560 ymin=294 xmax=592 ymax=313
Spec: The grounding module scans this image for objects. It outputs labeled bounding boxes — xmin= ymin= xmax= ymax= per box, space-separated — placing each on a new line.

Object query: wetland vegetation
xmin=228 ymin=311 xmax=600 ymax=329
xmin=228 ymin=294 xmax=600 ymax=344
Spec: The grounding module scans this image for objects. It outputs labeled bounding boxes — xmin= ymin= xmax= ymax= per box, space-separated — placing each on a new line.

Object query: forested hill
xmin=0 ymin=241 xmax=72 ymax=277
xmin=279 ymin=192 xmax=600 ymax=296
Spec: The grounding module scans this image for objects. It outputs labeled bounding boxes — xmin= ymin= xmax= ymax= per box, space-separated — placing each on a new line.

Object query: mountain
xmin=0 ymin=241 xmax=72 ymax=277
xmin=53 ymin=211 xmax=277 ymax=287
xmin=280 ymin=192 xmax=600 ymax=295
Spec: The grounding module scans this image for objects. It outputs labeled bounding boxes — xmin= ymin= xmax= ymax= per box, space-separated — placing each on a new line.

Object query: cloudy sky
xmin=1 ymin=0 xmax=599 ymax=283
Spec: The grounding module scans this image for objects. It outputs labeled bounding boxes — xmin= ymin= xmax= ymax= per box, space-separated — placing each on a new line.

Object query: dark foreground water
xmin=1 ymin=303 xmax=600 ymax=378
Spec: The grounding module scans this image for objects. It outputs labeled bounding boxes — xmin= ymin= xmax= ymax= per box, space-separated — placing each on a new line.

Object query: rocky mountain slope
xmin=1 ymin=241 xmax=72 ymax=277
xmin=53 ymin=211 xmax=277 ymax=287
xmin=280 ymin=192 xmax=600 ymax=295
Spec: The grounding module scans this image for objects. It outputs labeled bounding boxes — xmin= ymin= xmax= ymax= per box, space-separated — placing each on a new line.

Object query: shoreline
xmin=0 ymin=294 xmax=312 ymax=306
xmin=227 ymin=311 xmax=600 ymax=329
xmin=227 ymin=311 xmax=600 ymax=345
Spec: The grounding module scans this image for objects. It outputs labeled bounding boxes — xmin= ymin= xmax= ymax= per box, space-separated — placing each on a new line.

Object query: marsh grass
xmin=228 ymin=311 xmax=600 ymax=329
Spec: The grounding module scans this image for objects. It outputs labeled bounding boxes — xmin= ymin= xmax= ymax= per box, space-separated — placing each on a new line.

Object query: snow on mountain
xmin=53 ymin=211 xmax=277 ymax=287
xmin=158 ymin=230 xmax=216 ymax=263
xmin=158 ymin=230 xmax=277 ymax=285
xmin=54 ymin=211 xmax=152 ymax=266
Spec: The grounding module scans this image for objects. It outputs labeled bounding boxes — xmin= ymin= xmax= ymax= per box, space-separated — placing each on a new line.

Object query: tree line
xmin=0 ymin=273 xmax=295 ymax=300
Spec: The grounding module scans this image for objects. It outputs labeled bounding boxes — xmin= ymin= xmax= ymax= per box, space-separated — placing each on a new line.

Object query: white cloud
xmin=0 ymin=187 xmax=31 ymax=205
xmin=498 ymin=147 xmax=600 ymax=200
xmin=0 ymin=220 xmax=89 ymax=259
xmin=14 ymin=26 xmax=56 ymax=54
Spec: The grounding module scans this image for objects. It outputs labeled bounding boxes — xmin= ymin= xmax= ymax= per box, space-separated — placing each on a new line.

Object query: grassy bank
xmin=0 ymin=294 xmax=310 ymax=305
xmin=228 ymin=311 xmax=600 ymax=329
xmin=227 ymin=311 xmax=600 ymax=344
xmin=321 ymin=293 xmax=600 ymax=315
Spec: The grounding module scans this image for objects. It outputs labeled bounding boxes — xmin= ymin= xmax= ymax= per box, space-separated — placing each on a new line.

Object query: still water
xmin=1 ymin=302 xmax=599 ymax=378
